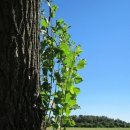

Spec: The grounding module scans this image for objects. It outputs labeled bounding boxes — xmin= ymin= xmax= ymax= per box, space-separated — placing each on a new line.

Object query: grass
xmin=67 ymin=128 xmax=130 ymax=130
xmin=47 ymin=128 xmax=130 ymax=130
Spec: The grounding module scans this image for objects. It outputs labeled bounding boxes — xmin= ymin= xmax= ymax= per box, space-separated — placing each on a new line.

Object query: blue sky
xmin=53 ymin=0 xmax=130 ymax=122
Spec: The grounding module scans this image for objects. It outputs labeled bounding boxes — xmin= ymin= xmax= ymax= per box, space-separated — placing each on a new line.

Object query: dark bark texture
xmin=0 ymin=0 xmax=43 ymax=129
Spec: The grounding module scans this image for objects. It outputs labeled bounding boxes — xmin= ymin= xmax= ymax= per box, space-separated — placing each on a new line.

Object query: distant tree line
xmin=64 ymin=115 xmax=130 ymax=128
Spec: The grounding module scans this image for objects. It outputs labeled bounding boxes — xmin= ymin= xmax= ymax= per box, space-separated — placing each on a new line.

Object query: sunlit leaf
xmin=51 ymin=5 xmax=58 ymax=12
xmin=74 ymin=75 xmax=83 ymax=84
xmin=57 ymin=19 xmax=64 ymax=25
xmin=69 ymin=99 xmax=76 ymax=106
xmin=41 ymin=18 xmax=49 ymax=28
xmin=70 ymin=86 xmax=74 ymax=94
xmin=76 ymin=45 xmax=83 ymax=55
xmin=65 ymin=93 xmax=71 ymax=102
xmin=66 ymin=107 xmax=71 ymax=116
xmin=74 ymin=87 xmax=80 ymax=94
xmin=77 ymin=59 xmax=86 ymax=69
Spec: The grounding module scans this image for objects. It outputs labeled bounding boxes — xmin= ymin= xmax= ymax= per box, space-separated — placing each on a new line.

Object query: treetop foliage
xmin=67 ymin=115 xmax=130 ymax=128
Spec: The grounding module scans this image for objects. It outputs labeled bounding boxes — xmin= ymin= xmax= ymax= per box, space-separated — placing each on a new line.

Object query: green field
xmin=73 ymin=128 xmax=129 ymax=130
xmin=47 ymin=128 xmax=130 ymax=130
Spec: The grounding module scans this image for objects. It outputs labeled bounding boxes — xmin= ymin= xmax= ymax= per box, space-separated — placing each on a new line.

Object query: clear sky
xmin=53 ymin=0 xmax=130 ymax=122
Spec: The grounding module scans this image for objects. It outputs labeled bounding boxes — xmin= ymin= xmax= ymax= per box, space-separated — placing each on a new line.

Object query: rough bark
xmin=0 ymin=0 xmax=43 ymax=129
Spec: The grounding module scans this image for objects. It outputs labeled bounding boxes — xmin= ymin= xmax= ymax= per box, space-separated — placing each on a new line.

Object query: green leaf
xmin=76 ymin=45 xmax=82 ymax=55
xmin=66 ymin=107 xmax=71 ymax=116
xmin=70 ymin=86 xmax=74 ymax=94
xmin=74 ymin=87 xmax=80 ymax=94
xmin=70 ymin=120 xmax=75 ymax=126
xmin=65 ymin=93 xmax=71 ymax=102
xmin=40 ymin=91 xmax=45 ymax=95
xmin=77 ymin=59 xmax=86 ymax=69
xmin=69 ymin=99 xmax=76 ymax=106
xmin=60 ymin=43 xmax=70 ymax=55
xmin=71 ymin=104 xmax=81 ymax=110
xmin=41 ymin=18 xmax=49 ymax=28
xmin=50 ymin=5 xmax=58 ymax=18
xmin=57 ymin=19 xmax=64 ymax=25
xmin=51 ymin=5 xmax=58 ymax=12
xmin=74 ymin=75 xmax=83 ymax=84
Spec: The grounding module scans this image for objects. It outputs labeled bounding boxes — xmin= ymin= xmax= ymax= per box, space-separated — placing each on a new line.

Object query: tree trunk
xmin=0 ymin=0 xmax=43 ymax=129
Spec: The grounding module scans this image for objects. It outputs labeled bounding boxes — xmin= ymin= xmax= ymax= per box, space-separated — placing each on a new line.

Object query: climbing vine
xmin=40 ymin=0 xmax=86 ymax=130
